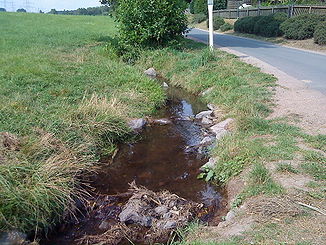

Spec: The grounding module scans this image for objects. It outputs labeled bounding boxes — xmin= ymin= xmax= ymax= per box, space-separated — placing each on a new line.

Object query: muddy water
xmin=42 ymin=85 xmax=225 ymax=245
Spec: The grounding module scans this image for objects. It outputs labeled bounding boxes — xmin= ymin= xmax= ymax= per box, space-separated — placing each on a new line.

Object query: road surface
xmin=187 ymin=28 xmax=326 ymax=94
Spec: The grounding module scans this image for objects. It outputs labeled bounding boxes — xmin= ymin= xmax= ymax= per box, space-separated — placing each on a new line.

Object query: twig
xmin=297 ymin=202 xmax=326 ymax=215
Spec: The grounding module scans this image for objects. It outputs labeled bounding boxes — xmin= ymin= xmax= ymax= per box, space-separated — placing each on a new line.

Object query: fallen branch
xmin=297 ymin=202 xmax=326 ymax=216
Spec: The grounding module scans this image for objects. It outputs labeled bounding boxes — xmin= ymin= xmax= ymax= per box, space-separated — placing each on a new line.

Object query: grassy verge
xmin=0 ymin=12 xmax=165 ymax=234
xmin=136 ymin=35 xmax=326 ymax=236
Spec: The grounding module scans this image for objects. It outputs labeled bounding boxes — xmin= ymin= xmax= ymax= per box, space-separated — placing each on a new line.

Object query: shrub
xmin=254 ymin=15 xmax=283 ymax=37
xmin=206 ymin=16 xmax=225 ymax=30
xmin=194 ymin=0 xmax=207 ymax=15
xmin=116 ymin=0 xmax=188 ymax=47
xmin=234 ymin=16 xmax=261 ymax=34
xmin=235 ymin=14 xmax=286 ymax=37
xmin=280 ymin=14 xmax=326 ymax=40
xmin=314 ymin=21 xmax=326 ymax=45
xmin=220 ymin=22 xmax=233 ymax=32
xmin=192 ymin=13 xmax=207 ymax=24
xmin=193 ymin=0 xmax=227 ymax=15
xmin=272 ymin=12 xmax=288 ymax=22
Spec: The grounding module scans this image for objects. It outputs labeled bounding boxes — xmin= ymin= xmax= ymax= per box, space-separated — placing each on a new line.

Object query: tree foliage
xmin=0 ymin=8 xmax=6 ymax=12
xmin=16 ymin=8 xmax=27 ymax=13
xmin=115 ymin=0 xmax=188 ymax=47
xmin=47 ymin=6 xmax=110 ymax=16
xmin=192 ymin=0 xmax=227 ymax=15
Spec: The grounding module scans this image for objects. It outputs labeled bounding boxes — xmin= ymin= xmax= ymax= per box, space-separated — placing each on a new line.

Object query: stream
xmin=42 ymin=84 xmax=226 ymax=245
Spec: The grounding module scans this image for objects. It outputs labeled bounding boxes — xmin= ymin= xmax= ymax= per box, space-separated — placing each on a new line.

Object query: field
xmin=1 ymin=12 xmax=325 ymax=244
xmin=0 ymin=12 xmax=165 ymax=234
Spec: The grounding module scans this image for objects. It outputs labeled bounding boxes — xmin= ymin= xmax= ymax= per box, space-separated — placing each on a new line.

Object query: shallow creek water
xmin=42 ymin=85 xmax=225 ymax=245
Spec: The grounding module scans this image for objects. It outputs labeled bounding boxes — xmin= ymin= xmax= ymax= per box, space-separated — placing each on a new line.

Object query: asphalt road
xmin=187 ymin=28 xmax=326 ymax=94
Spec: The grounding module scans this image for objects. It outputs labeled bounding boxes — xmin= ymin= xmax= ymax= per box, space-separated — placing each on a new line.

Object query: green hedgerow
xmin=220 ymin=22 xmax=233 ymax=32
xmin=192 ymin=13 xmax=207 ymax=24
xmin=235 ymin=14 xmax=286 ymax=37
xmin=280 ymin=14 xmax=326 ymax=40
xmin=193 ymin=0 xmax=227 ymax=15
xmin=206 ymin=16 xmax=225 ymax=30
xmin=314 ymin=21 xmax=326 ymax=45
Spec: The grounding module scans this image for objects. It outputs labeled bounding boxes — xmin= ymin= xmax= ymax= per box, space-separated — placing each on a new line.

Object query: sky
xmin=1 ymin=0 xmax=102 ymax=12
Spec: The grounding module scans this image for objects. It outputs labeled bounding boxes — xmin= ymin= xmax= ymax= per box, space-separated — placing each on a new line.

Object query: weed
xmin=276 ymin=163 xmax=299 ymax=174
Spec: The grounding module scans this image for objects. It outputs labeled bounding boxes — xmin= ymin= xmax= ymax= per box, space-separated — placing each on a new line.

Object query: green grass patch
xmin=276 ymin=163 xmax=299 ymax=174
xmin=0 ymin=12 xmax=165 ymax=234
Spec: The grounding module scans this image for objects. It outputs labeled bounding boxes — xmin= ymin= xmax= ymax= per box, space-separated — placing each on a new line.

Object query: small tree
xmin=0 ymin=8 xmax=6 ymax=12
xmin=17 ymin=8 xmax=27 ymax=13
xmin=116 ymin=0 xmax=188 ymax=47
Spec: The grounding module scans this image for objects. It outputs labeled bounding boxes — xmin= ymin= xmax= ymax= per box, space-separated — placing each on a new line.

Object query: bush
xmin=193 ymin=0 xmax=227 ymax=15
xmin=272 ymin=12 xmax=288 ymax=22
xmin=234 ymin=16 xmax=261 ymax=34
xmin=314 ymin=21 xmax=326 ymax=45
xmin=206 ymin=16 xmax=225 ymax=30
xmin=116 ymin=0 xmax=188 ymax=47
xmin=220 ymin=22 xmax=233 ymax=32
xmin=280 ymin=14 xmax=326 ymax=40
xmin=192 ymin=13 xmax=207 ymax=24
xmin=235 ymin=14 xmax=286 ymax=37
xmin=254 ymin=16 xmax=283 ymax=37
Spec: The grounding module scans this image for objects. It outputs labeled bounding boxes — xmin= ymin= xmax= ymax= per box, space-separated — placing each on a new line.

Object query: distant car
xmin=239 ymin=4 xmax=252 ymax=9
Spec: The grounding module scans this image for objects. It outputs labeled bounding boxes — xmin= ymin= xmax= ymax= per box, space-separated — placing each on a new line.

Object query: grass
xmin=276 ymin=163 xmax=299 ymax=174
xmin=1 ymin=11 xmax=325 ymax=241
xmin=0 ymin=12 xmax=165 ymax=234
xmin=136 ymin=24 xmax=325 ymax=209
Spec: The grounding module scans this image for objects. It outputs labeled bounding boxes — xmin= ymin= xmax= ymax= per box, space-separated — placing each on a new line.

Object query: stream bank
xmin=41 ymin=80 xmax=227 ymax=245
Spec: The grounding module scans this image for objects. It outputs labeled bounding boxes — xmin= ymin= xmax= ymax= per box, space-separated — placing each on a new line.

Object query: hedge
xmin=192 ymin=0 xmax=227 ymax=15
xmin=220 ymin=22 xmax=233 ymax=32
xmin=192 ymin=13 xmax=207 ymax=24
xmin=280 ymin=14 xmax=326 ymax=40
xmin=206 ymin=16 xmax=225 ymax=30
xmin=234 ymin=13 xmax=287 ymax=37
xmin=314 ymin=21 xmax=326 ymax=45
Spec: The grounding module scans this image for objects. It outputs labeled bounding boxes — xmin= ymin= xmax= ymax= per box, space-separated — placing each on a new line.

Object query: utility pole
xmin=208 ymin=0 xmax=214 ymax=51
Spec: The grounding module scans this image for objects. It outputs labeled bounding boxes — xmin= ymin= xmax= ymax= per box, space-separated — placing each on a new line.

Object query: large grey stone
xmin=195 ymin=110 xmax=213 ymax=120
xmin=225 ymin=210 xmax=236 ymax=222
xmin=163 ymin=220 xmax=177 ymax=229
xmin=200 ymin=158 xmax=217 ymax=170
xmin=154 ymin=205 xmax=168 ymax=216
xmin=128 ymin=118 xmax=147 ymax=131
xmin=210 ymin=118 xmax=234 ymax=131
xmin=119 ymin=205 xmax=152 ymax=227
xmin=144 ymin=67 xmax=157 ymax=77
xmin=207 ymin=103 xmax=218 ymax=111
xmin=209 ymin=118 xmax=234 ymax=140
xmin=201 ymin=117 xmax=213 ymax=125
xmin=200 ymin=136 xmax=215 ymax=146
